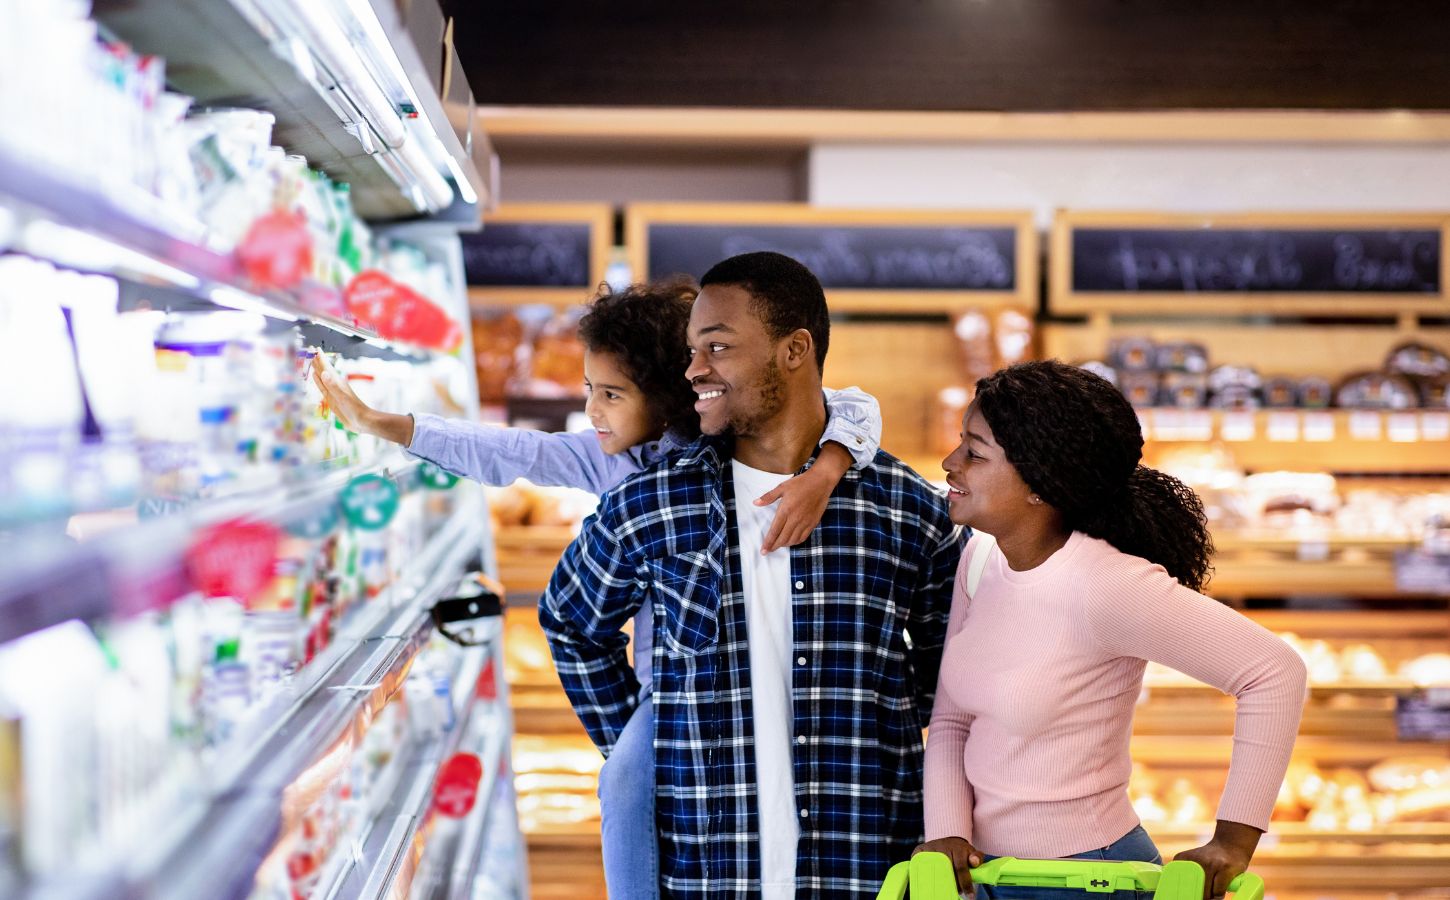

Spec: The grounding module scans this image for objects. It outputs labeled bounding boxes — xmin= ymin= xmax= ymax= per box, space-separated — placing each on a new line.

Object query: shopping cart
xmin=877 ymin=851 xmax=1265 ymax=900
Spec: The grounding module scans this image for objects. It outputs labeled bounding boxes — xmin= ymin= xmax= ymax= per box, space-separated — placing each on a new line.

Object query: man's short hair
xmin=699 ymin=251 xmax=830 ymax=371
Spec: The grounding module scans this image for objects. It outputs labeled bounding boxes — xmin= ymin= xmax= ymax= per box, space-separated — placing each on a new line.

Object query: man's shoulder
xmin=861 ymin=449 xmax=945 ymax=497
xmin=595 ymin=441 xmax=718 ymax=524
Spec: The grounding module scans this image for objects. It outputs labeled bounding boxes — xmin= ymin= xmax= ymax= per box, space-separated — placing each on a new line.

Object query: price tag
xmin=1397 ymin=692 xmax=1450 ymax=741
xmin=1421 ymin=411 xmax=1450 ymax=441
xmin=340 ymin=473 xmax=401 ymax=530
xmin=1220 ymin=411 xmax=1256 ymax=442
xmin=1266 ymin=411 xmax=1300 ymax=442
xmin=1348 ymin=410 xmax=1382 ymax=440
xmin=1387 ymin=412 xmax=1420 ymax=442
xmin=1296 ymin=539 xmax=1330 ymax=562
xmin=419 ymin=461 xmax=460 ymax=490
xmin=433 ymin=752 xmax=485 ymax=818
xmin=1182 ymin=410 xmax=1213 ymax=441
xmin=1302 ymin=411 xmax=1335 ymax=442
xmin=1394 ymin=550 xmax=1450 ymax=594
xmin=1151 ymin=409 xmax=1184 ymax=441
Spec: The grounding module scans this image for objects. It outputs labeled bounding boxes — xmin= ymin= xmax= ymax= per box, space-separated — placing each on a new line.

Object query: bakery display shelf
xmin=92 ymin=0 xmax=488 ymax=220
xmin=1157 ymin=822 xmax=1450 ymax=846
xmin=29 ymin=504 xmax=489 ymax=900
xmin=1140 ymin=409 xmax=1450 ymax=475
xmin=1130 ymin=735 xmax=1446 ymax=768
xmin=324 ymin=642 xmax=504 ymax=900
xmin=1212 ymin=532 xmax=1423 ymax=554
xmin=0 ymin=451 xmax=428 ymax=647
xmin=1208 ymin=555 xmax=1425 ymax=599
xmin=1143 ymin=679 xmax=1422 ymax=698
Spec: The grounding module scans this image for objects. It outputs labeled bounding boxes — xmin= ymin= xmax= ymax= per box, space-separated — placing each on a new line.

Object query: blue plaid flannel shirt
xmin=539 ymin=435 xmax=965 ymax=899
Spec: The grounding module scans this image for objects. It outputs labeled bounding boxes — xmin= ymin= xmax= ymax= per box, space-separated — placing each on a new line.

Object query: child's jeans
xmin=975 ymin=825 xmax=1163 ymax=900
xmin=598 ymin=695 xmax=659 ymax=900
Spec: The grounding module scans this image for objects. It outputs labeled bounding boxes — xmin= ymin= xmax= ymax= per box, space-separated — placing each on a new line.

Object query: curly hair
xmin=577 ymin=277 xmax=702 ymax=440
xmin=973 ymin=360 xmax=1215 ymax=592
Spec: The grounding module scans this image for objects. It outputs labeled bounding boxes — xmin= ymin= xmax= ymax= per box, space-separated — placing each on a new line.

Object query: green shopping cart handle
xmin=877 ymin=852 xmax=1265 ymax=900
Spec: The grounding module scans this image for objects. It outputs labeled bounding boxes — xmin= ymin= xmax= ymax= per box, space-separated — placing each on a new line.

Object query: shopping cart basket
xmin=877 ymin=851 xmax=1265 ymax=900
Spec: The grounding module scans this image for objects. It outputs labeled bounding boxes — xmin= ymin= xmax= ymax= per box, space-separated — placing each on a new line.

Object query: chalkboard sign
xmin=1051 ymin=213 xmax=1450 ymax=315
xmin=1073 ymin=228 xmax=1440 ymax=294
xmin=647 ymin=224 xmax=1016 ymax=291
xmin=463 ymin=222 xmax=593 ymax=287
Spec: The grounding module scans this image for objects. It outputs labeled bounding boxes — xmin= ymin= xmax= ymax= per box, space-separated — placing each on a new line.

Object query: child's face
xmin=583 ymin=349 xmax=664 ymax=455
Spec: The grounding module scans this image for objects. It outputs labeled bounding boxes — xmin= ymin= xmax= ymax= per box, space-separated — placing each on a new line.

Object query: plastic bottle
xmin=0 ymin=257 xmax=85 ymax=528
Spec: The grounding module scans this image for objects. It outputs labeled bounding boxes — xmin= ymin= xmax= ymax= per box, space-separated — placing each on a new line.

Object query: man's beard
xmin=719 ymin=358 xmax=786 ymax=438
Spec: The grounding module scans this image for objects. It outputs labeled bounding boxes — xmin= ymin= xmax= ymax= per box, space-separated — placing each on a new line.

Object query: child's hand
xmin=310 ymin=353 xmax=372 ymax=433
xmin=755 ymin=464 xmax=835 ymax=554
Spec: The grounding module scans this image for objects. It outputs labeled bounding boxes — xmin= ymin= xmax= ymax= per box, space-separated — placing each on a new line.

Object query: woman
xmin=917 ymin=360 xmax=1306 ymax=900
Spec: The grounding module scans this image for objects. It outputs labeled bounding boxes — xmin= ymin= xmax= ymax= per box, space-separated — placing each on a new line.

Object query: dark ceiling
xmin=444 ymin=0 xmax=1450 ymax=112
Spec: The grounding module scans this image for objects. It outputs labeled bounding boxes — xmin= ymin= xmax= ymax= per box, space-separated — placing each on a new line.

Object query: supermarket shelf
xmin=1212 ymin=532 xmax=1421 ymax=554
xmin=326 ymin=640 xmax=504 ymax=900
xmin=0 ymin=451 xmax=427 ymax=647
xmin=93 ymin=0 xmax=486 ymax=220
xmin=1144 ymin=678 xmax=1421 ymax=698
xmin=0 ymin=141 xmax=445 ymax=362
xmin=1154 ymin=822 xmax=1450 ymax=845
xmin=1130 ymin=735 xmax=1448 ymax=767
xmin=1140 ymin=409 xmax=1450 ymax=474
xmin=108 ymin=498 xmax=487 ymax=900
xmin=444 ymin=705 xmax=515 ymax=900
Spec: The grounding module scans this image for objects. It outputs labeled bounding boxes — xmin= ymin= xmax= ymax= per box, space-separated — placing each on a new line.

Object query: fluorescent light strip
xmin=259 ymin=0 xmax=406 ymax=149
xmin=445 ymin=155 xmax=479 ymax=206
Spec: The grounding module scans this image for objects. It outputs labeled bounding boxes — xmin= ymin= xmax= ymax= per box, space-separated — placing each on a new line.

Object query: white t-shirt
xmin=731 ymin=459 xmax=800 ymax=900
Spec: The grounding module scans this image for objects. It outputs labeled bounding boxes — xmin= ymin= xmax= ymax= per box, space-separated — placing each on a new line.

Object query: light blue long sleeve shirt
xmin=406 ymin=386 xmax=884 ymax=687
xmin=406 ymin=386 xmax=882 ymax=490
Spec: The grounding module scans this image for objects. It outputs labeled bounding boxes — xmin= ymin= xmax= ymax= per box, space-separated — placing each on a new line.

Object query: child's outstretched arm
xmin=310 ymin=355 xmax=644 ymax=494
xmin=754 ymin=386 xmax=882 ymax=553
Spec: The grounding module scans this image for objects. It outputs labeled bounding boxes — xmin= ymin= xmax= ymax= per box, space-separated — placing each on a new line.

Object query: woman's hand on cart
xmin=1172 ymin=819 xmax=1262 ymax=900
xmin=912 ymin=836 xmax=983 ymax=895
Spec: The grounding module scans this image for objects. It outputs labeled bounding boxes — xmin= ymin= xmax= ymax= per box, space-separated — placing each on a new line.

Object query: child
xmin=312 ymin=278 xmax=883 ymax=900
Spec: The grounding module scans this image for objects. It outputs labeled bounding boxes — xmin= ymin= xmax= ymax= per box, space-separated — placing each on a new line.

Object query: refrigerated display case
xmin=0 ymin=1 xmax=524 ymax=898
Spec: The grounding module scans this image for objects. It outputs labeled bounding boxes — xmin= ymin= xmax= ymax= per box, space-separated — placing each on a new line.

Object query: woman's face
xmin=583 ymin=349 xmax=665 ymax=455
xmin=940 ymin=404 xmax=1039 ymax=531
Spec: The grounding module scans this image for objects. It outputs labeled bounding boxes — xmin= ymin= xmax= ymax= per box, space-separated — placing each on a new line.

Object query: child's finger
xmin=754 ymin=485 xmax=784 ymax=507
xmin=761 ymin=515 xmax=791 ymax=554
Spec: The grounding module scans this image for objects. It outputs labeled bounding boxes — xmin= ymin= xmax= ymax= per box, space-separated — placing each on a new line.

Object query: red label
xmin=475 ymin=657 xmax=497 ymax=701
xmin=344 ymin=270 xmax=462 ymax=352
xmin=185 ymin=519 xmax=282 ymax=605
xmin=433 ymin=752 xmax=484 ymax=818
xmin=237 ymin=210 xmax=314 ymax=290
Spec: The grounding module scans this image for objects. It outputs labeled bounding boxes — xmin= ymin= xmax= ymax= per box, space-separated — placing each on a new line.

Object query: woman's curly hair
xmin=974 ymin=360 xmax=1214 ymax=592
xmin=578 ymin=277 xmax=702 ymax=440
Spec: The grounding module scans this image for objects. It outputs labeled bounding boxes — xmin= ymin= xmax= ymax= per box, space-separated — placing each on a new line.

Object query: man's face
xmin=684 ymin=283 xmax=787 ymax=437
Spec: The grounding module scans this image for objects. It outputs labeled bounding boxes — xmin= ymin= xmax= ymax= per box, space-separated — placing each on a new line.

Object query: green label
xmin=419 ymin=462 xmax=460 ymax=490
xmin=340 ymin=473 xmax=400 ymax=531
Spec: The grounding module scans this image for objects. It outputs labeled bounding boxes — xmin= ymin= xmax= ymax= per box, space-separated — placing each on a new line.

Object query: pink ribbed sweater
xmin=924 ymin=531 xmax=1308 ymax=859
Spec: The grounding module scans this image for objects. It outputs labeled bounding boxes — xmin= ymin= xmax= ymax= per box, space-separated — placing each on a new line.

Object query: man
xmin=539 ymin=251 xmax=965 ymax=899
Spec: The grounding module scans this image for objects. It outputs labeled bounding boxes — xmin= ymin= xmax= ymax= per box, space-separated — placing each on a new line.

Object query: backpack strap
xmin=966 ymin=531 xmax=997 ymax=598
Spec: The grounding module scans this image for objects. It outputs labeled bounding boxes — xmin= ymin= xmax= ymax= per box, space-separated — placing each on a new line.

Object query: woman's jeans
xmin=598 ymin=696 xmax=659 ymax=900
xmin=976 ymin=825 xmax=1164 ymax=900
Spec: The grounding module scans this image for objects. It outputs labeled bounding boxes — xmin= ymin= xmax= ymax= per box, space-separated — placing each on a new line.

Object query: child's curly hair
xmin=578 ymin=277 xmax=702 ymax=440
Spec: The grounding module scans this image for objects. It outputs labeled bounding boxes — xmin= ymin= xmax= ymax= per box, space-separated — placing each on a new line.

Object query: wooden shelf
xmin=1142 ymin=409 xmax=1450 ymax=474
